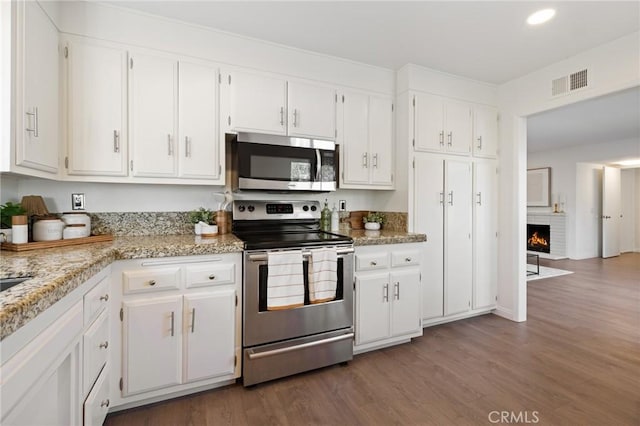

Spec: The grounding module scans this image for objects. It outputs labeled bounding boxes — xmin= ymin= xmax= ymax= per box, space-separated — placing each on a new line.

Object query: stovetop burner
xmin=232 ymin=200 xmax=353 ymax=250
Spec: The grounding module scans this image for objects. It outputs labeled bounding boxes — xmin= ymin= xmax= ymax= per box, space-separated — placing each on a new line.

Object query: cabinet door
xmin=228 ymin=70 xmax=287 ymax=135
xmin=414 ymin=93 xmax=444 ymax=153
xmin=130 ymin=53 xmax=178 ymax=177
xmin=355 ymin=273 xmax=390 ymax=345
xmin=122 ymin=296 xmax=182 ymax=395
xmin=369 ymin=96 xmax=394 ymax=186
xmin=444 ymin=99 xmax=472 ymax=155
xmin=473 ymin=105 xmax=498 ymax=158
xmin=178 ymin=62 xmax=220 ymax=179
xmin=413 ymin=154 xmax=444 ymax=320
xmin=444 ymin=159 xmax=473 ymax=315
xmin=183 ymin=290 xmax=236 ymax=383
xmin=15 ymin=1 xmax=59 ymax=173
xmin=473 ymin=161 xmax=498 ymax=309
xmin=339 ymin=91 xmax=369 ymax=185
xmin=67 ymin=40 xmax=128 ymax=176
xmin=288 ymin=81 xmax=336 ymax=139
xmin=390 ymin=269 xmax=421 ymax=336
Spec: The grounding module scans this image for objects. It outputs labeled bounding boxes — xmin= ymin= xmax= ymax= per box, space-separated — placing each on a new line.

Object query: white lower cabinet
xmin=0 ymin=268 xmax=111 ymax=426
xmin=354 ymin=243 xmax=423 ymax=354
xmin=111 ymin=253 xmax=241 ymax=410
xmin=83 ymin=367 xmax=110 ymax=426
xmin=122 ymin=296 xmax=183 ymax=395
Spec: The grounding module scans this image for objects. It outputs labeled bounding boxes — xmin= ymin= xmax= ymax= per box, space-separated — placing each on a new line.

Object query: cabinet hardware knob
xmin=99 ymin=341 xmax=109 ymax=349
xmin=370 ymin=261 xmax=377 ymax=266
xmin=100 ymin=294 xmax=109 ymax=302
xmin=148 ymin=280 xmax=156 ymax=286
xmin=208 ymin=274 xmax=216 ymax=280
xmin=405 ymin=257 xmax=412 ymax=262
xmin=101 ymin=399 xmax=110 ymax=408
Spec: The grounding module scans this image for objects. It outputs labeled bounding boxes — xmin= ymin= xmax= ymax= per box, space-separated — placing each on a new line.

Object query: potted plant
xmin=362 ymin=211 xmax=385 ymax=230
xmin=189 ymin=207 xmax=216 ymax=235
xmin=1 ymin=202 xmax=27 ymax=243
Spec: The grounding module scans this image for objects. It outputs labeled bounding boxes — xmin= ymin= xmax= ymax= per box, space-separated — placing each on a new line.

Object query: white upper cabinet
xmin=130 ymin=52 xmax=179 ymax=177
xmin=472 ymin=105 xmax=498 ymax=158
xmin=338 ymin=91 xmax=394 ymax=189
xmin=413 ymin=93 xmax=472 ymax=155
xmin=226 ymin=69 xmax=287 ymax=135
xmin=224 ymin=69 xmax=336 ymax=140
xmin=178 ymin=61 xmax=220 ymax=180
xmin=66 ymin=38 xmax=128 ymax=176
xmin=15 ymin=1 xmax=59 ymax=174
xmin=287 ymin=81 xmax=336 ymax=139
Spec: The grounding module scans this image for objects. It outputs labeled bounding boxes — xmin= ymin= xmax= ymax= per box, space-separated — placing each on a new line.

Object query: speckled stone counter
xmin=347 ymin=229 xmax=426 ymax=246
xmin=0 ymin=229 xmax=425 ymax=341
xmin=0 ymin=234 xmax=244 ymax=341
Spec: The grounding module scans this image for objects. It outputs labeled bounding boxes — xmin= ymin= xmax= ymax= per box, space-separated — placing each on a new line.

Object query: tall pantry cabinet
xmin=407 ymin=90 xmax=499 ymax=325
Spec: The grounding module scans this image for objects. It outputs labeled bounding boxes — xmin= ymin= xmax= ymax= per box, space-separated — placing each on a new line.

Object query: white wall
xmin=498 ymin=32 xmax=640 ymax=322
xmin=636 ymin=169 xmax=640 ymax=251
xmin=527 ymin=138 xmax=639 ymax=259
xmin=0 ymin=176 xmax=392 ymax=214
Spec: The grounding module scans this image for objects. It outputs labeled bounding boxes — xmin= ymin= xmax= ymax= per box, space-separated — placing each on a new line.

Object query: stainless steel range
xmin=232 ymin=200 xmax=354 ymax=386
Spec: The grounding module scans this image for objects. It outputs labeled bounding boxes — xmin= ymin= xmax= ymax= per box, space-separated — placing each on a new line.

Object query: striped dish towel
xmin=267 ymin=250 xmax=305 ymax=310
xmin=308 ymin=247 xmax=338 ymax=304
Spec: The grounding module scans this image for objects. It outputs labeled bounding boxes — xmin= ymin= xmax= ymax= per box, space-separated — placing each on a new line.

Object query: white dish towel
xmin=308 ymin=247 xmax=338 ymax=304
xmin=267 ymin=250 xmax=305 ymax=310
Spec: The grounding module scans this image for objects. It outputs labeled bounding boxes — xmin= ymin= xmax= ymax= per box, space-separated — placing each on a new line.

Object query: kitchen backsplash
xmin=89 ymin=210 xmax=408 ymax=236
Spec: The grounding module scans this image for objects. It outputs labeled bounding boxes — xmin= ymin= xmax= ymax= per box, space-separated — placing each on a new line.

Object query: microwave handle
xmin=315 ymin=149 xmax=322 ymax=181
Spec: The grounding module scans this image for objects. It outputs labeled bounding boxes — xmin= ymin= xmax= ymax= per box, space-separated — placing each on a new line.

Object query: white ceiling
xmin=527 ymin=87 xmax=640 ymax=153
xmin=104 ymin=1 xmax=640 ymax=84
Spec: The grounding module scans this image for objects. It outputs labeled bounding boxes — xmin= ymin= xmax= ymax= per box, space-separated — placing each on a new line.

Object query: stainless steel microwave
xmin=229 ymin=132 xmax=337 ymax=192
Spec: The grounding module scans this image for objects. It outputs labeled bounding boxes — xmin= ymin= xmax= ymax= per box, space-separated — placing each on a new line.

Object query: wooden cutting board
xmin=1 ymin=234 xmax=114 ymax=252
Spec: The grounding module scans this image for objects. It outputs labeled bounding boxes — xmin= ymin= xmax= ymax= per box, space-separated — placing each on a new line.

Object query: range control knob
xmin=310 ymin=205 xmax=317 ymax=212
xmin=248 ymin=205 xmax=255 ymax=212
xmin=238 ymin=205 xmax=246 ymax=212
xmin=302 ymin=205 xmax=309 ymax=212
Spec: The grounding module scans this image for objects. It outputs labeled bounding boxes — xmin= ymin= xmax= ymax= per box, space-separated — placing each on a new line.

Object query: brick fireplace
xmin=527 ymin=213 xmax=567 ymax=259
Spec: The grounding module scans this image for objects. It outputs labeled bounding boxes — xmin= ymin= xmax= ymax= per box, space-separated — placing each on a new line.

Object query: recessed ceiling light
xmin=613 ymin=158 xmax=640 ymax=167
xmin=527 ymin=9 xmax=556 ymax=25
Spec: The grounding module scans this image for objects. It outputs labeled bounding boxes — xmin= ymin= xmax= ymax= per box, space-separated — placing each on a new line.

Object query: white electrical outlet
xmin=339 ymin=200 xmax=347 ymax=211
xmin=72 ymin=193 xmax=85 ymax=210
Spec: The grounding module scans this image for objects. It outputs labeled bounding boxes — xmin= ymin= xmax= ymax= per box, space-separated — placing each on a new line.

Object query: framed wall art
xmin=527 ymin=167 xmax=551 ymax=207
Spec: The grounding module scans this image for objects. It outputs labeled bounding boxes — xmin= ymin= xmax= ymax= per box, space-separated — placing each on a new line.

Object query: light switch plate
xmin=71 ymin=193 xmax=85 ymax=210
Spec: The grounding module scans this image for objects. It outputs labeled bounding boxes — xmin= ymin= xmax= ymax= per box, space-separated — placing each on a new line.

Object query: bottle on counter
xmin=331 ymin=203 xmax=339 ymax=232
xmin=321 ymin=199 xmax=331 ymax=232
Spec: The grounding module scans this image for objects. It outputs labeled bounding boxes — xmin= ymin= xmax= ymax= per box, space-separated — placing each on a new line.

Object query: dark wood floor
xmin=105 ymin=253 xmax=640 ymax=425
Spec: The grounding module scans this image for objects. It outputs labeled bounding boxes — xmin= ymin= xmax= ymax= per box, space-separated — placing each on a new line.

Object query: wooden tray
xmin=1 ymin=234 xmax=114 ymax=252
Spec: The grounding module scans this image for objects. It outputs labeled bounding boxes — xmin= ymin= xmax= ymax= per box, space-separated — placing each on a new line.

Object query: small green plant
xmin=0 ymin=202 xmax=27 ymax=229
xmin=362 ymin=212 xmax=385 ymax=224
xmin=188 ymin=207 xmax=215 ymax=225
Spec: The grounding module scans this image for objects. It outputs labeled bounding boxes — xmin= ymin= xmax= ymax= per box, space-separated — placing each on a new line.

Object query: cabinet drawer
xmin=84 ymin=275 xmax=110 ymax=326
xmin=83 ymin=311 xmax=109 ymax=397
xmin=185 ymin=263 xmax=235 ymax=288
xmin=84 ymin=366 xmax=110 ymax=426
xmin=391 ymin=250 xmax=421 ymax=268
xmin=122 ymin=267 xmax=181 ymax=294
xmin=355 ymin=252 xmax=389 ymax=271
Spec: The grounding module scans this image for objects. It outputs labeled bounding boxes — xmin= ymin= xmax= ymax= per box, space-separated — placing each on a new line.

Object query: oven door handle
xmin=248 ymin=247 xmax=354 ymax=262
xmin=247 ymin=332 xmax=354 ymax=360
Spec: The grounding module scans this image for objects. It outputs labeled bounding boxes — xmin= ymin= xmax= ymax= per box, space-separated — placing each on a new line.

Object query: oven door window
xmin=237 ymin=142 xmax=317 ymax=182
xmin=258 ymin=257 xmax=344 ymax=311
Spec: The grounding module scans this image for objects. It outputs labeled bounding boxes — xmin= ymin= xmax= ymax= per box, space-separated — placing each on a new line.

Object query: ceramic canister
xmin=33 ymin=219 xmax=65 ymax=241
xmin=60 ymin=213 xmax=91 ymax=237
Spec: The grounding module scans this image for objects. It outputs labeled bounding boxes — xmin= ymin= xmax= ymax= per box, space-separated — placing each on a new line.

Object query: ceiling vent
xmin=551 ymin=68 xmax=590 ymax=97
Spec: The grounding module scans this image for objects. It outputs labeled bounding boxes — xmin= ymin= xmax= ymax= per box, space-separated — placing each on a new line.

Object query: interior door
xmin=602 ymin=166 xmax=621 ymax=258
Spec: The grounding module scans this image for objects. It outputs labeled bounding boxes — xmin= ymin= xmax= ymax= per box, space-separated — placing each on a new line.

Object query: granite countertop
xmin=0 ymin=230 xmax=425 ymax=341
xmin=0 ymin=234 xmax=244 ymax=341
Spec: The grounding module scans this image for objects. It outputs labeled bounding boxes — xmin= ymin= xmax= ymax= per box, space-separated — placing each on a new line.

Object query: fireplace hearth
xmin=527 ymin=224 xmax=551 ymax=253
